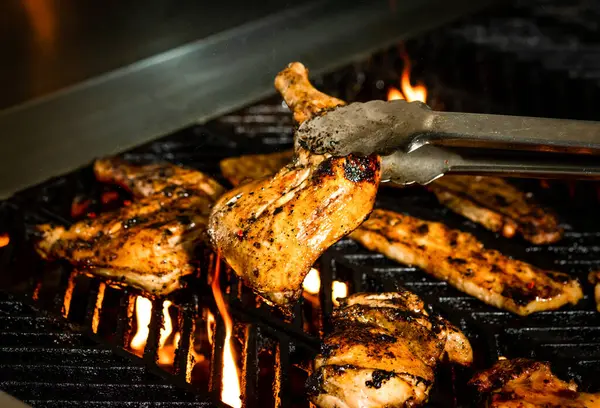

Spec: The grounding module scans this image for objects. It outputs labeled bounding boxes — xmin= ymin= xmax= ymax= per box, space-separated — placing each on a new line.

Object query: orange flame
xmin=211 ymin=254 xmax=242 ymax=408
xmin=302 ymin=268 xmax=321 ymax=295
xmin=0 ymin=233 xmax=10 ymax=248
xmin=206 ymin=311 xmax=215 ymax=346
xmin=157 ymin=301 xmax=175 ymax=365
xmin=130 ymin=296 xmax=152 ymax=352
xmin=332 ymin=281 xmax=348 ymax=306
xmin=387 ymin=51 xmax=427 ymax=103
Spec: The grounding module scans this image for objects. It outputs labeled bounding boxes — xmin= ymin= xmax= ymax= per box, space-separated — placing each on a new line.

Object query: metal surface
xmin=298 ymin=99 xmax=600 ymax=184
xmin=0 ymin=0 xmax=496 ymax=200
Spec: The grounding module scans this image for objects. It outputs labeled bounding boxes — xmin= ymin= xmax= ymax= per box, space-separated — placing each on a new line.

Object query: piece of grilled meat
xmin=308 ymin=291 xmax=473 ymax=408
xmin=428 ymin=175 xmax=563 ymax=244
xmin=220 ymin=150 xmax=294 ymax=187
xmin=589 ymin=271 xmax=600 ymax=312
xmin=35 ymin=158 xmax=225 ymax=295
xmin=350 ymin=209 xmax=582 ymax=315
xmin=470 ymin=358 xmax=600 ymax=407
xmin=220 ymin=152 xmax=562 ymax=245
xmin=208 ymin=63 xmax=381 ymax=307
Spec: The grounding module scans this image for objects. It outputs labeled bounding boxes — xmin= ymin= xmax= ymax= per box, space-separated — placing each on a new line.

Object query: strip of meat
xmin=428 ymin=175 xmax=563 ymax=244
xmin=350 ymin=209 xmax=582 ymax=315
xmin=209 ymin=62 xmax=381 ymax=307
xmin=95 ymin=157 xmax=224 ymax=199
xmin=35 ymin=160 xmax=225 ymax=295
xmin=219 ymin=150 xmax=293 ymax=186
xmin=307 ymin=291 xmax=473 ymax=408
xmin=469 ymin=358 xmax=600 ymax=407
xmin=589 ymin=271 xmax=600 ymax=312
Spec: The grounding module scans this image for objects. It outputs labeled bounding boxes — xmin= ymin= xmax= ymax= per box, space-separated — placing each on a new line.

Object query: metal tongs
xmin=295 ymin=100 xmax=600 ymax=185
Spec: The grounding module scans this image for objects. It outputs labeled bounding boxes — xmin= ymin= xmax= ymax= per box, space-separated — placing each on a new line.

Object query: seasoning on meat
xmin=220 ymin=150 xmax=293 ymax=186
xmin=350 ymin=209 xmax=583 ymax=315
xmin=308 ymin=291 xmax=473 ymax=408
xmin=428 ymin=175 xmax=563 ymax=244
xmin=34 ymin=158 xmax=225 ymax=295
xmin=209 ymin=62 xmax=381 ymax=307
xmin=470 ymin=358 xmax=600 ymax=407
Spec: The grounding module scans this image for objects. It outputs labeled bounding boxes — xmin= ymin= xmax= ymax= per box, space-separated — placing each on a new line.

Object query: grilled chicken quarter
xmin=208 ymin=63 xmax=381 ymax=307
xmin=351 ymin=209 xmax=582 ymax=315
xmin=308 ymin=290 xmax=473 ymax=408
xmin=34 ymin=158 xmax=225 ymax=295
xmin=470 ymin=358 xmax=600 ymax=407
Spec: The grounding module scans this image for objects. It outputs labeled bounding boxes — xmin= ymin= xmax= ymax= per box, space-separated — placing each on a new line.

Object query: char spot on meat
xmin=365 ymin=370 xmax=396 ymax=389
xmin=343 ymin=155 xmax=378 ymax=183
xmin=123 ymin=216 xmax=146 ymax=229
xmin=415 ymin=224 xmax=429 ymax=235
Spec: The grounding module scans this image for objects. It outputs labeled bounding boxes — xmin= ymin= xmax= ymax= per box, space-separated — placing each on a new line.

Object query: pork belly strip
xmin=350 ymin=209 xmax=582 ymax=315
xmin=428 ymin=175 xmax=563 ymax=244
xmin=35 ymin=160 xmax=225 ymax=295
xmin=470 ymin=358 xmax=600 ymax=408
xmin=308 ymin=291 xmax=473 ymax=408
xmin=209 ymin=62 xmax=381 ymax=307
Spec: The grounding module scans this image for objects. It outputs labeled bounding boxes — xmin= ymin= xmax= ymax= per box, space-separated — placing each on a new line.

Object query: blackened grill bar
xmin=2 ymin=0 xmax=600 ymax=407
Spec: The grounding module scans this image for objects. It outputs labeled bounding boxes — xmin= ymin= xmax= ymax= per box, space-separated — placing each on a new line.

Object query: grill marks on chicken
xmin=470 ymin=358 xmax=600 ymax=408
xmin=429 ymin=175 xmax=563 ymax=244
xmin=307 ymin=291 xmax=473 ymax=408
xmin=35 ymin=159 xmax=225 ymax=295
xmin=208 ymin=62 xmax=381 ymax=307
xmin=350 ymin=209 xmax=582 ymax=315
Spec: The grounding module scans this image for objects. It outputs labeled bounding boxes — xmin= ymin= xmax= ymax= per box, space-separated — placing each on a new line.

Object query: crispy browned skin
xmin=219 ymin=150 xmax=293 ymax=186
xmin=589 ymin=271 xmax=600 ymax=312
xmin=428 ymin=175 xmax=563 ymax=244
xmin=308 ymin=291 xmax=473 ymax=408
xmin=350 ymin=209 xmax=582 ymax=315
xmin=470 ymin=358 xmax=600 ymax=407
xmin=35 ymin=159 xmax=225 ymax=295
xmin=209 ymin=62 xmax=381 ymax=307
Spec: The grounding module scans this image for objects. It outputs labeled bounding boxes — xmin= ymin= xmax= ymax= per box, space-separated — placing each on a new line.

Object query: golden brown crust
xmin=35 ymin=160 xmax=224 ymax=296
xmin=274 ymin=62 xmax=345 ymax=124
xmin=350 ymin=209 xmax=582 ymax=315
xmin=219 ymin=150 xmax=294 ymax=186
xmin=470 ymin=358 xmax=600 ymax=408
xmin=308 ymin=291 xmax=473 ymax=408
xmin=209 ymin=62 xmax=381 ymax=307
xmin=428 ymin=176 xmax=563 ymax=245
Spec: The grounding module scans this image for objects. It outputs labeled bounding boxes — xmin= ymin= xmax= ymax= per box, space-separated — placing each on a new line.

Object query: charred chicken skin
xmin=428 ymin=175 xmax=563 ymax=245
xmin=350 ymin=209 xmax=582 ymax=315
xmin=307 ymin=291 xmax=473 ymax=408
xmin=208 ymin=63 xmax=381 ymax=307
xmin=34 ymin=158 xmax=225 ymax=295
xmin=470 ymin=358 xmax=600 ymax=407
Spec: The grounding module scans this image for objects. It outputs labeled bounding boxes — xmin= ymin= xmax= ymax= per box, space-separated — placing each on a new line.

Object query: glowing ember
xmin=332 ymin=281 xmax=348 ymax=306
xmin=0 ymin=233 xmax=9 ymax=248
xmin=211 ymin=254 xmax=242 ymax=408
xmin=387 ymin=50 xmax=427 ymax=104
xmin=302 ymin=268 xmax=321 ymax=295
xmin=130 ymin=296 xmax=152 ymax=352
